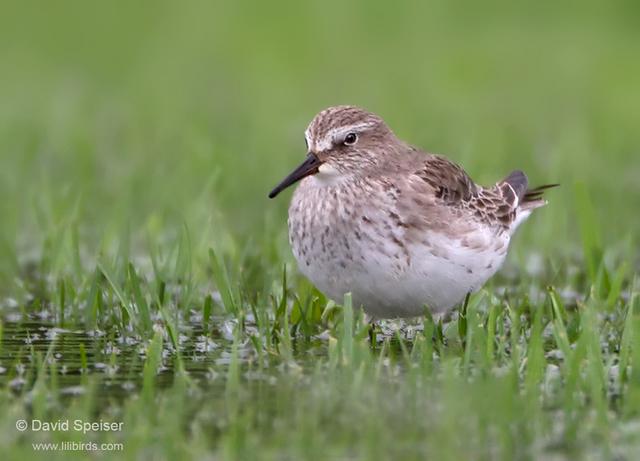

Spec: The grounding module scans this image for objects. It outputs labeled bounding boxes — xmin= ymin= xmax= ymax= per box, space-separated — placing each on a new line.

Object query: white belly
xmin=294 ymin=225 xmax=509 ymax=318
xmin=288 ymin=177 xmax=512 ymax=318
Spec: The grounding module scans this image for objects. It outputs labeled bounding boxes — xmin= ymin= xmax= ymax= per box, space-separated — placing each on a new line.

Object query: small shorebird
xmin=269 ymin=106 xmax=556 ymax=318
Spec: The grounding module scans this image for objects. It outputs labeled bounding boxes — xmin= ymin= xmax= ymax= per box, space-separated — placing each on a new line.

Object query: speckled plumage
xmin=270 ymin=106 xmax=556 ymax=318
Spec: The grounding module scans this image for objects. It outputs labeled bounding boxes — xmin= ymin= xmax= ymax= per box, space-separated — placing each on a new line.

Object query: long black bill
xmin=268 ymin=153 xmax=322 ymax=198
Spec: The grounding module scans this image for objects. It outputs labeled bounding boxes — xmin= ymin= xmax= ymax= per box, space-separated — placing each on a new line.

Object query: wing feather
xmin=403 ymin=153 xmax=557 ymax=231
xmin=411 ymin=154 xmax=477 ymax=205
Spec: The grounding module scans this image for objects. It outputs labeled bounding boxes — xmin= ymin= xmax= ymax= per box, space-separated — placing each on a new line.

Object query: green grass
xmin=0 ymin=0 xmax=639 ymax=459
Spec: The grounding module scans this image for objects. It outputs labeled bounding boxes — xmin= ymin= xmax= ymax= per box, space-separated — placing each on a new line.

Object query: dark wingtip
xmin=523 ymin=183 xmax=560 ymax=202
xmin=530 ymin=183 xmax=560 ymax=190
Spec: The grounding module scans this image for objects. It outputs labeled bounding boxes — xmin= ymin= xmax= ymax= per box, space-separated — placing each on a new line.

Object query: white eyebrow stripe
xmin=304 ymin=128 xmax=312 ymax=150
xmin=313 ymin=122 xmax=375 ymax=152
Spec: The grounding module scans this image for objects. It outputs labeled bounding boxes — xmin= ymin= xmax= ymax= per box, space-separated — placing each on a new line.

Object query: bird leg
xmin=458 ymin=292 xmax=471 ymax=350
xmin=368 ymin=320 xmax=378 ymax=347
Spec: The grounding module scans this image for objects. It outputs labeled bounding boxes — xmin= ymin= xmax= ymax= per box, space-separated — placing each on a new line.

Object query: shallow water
xmin=0 ymin=308 xmax=339 ymax=407
xmin=0 ymin=316 xmax=232 ymax=403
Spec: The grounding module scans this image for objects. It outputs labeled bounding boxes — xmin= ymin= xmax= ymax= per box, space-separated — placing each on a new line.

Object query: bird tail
xmin=497 ymin=170 xmax=558 ymax=232
xmin=520 ymin=183 xmax=560 ymax=210
xmin=499 ymin=170 xmax=558 ymax=211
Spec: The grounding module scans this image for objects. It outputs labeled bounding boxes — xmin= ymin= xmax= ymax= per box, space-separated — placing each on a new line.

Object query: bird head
xmin=269 ymin=106 xmax=398 ymax=198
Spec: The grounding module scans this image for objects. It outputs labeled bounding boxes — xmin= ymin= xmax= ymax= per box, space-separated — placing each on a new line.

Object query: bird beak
xmin=268 ymin=153 xmax=322 ymax=198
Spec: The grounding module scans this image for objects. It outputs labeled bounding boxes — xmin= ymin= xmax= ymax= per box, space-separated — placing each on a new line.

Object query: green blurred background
xmin=0 ymin=0 xmax=638 ymax=295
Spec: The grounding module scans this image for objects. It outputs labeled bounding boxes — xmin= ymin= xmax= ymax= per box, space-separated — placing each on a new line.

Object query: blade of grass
xmin=98 ymin=262 xmax=135 ymax=331
xmin=574 ymin=182 xmax=602 ymax=284
xmin=128 ymin=262 xmax=152 ymax=333
xmin=209 ymin=247 xmax=237 ymax=314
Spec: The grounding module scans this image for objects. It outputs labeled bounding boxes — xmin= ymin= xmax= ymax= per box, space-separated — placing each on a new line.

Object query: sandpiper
xmin=269 ymin=106 xmax=556 ymax=318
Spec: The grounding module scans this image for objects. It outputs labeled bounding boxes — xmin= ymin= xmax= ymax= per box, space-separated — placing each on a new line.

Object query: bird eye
xmin=344 ymin=132 xmax=358 ymax=145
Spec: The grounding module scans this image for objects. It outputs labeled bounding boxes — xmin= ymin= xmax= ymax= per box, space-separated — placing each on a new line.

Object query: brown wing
xmin=396 ymin=154 xmax=483 ymax=238
xmin=412 ymin=154 xmax=478 ymax=205
xmin=405 ymin=156 xmax=557 ymax=231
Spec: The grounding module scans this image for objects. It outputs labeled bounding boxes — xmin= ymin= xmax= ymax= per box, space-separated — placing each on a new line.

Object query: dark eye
xmin=344 ymin=132 xmax=358 ymax=145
